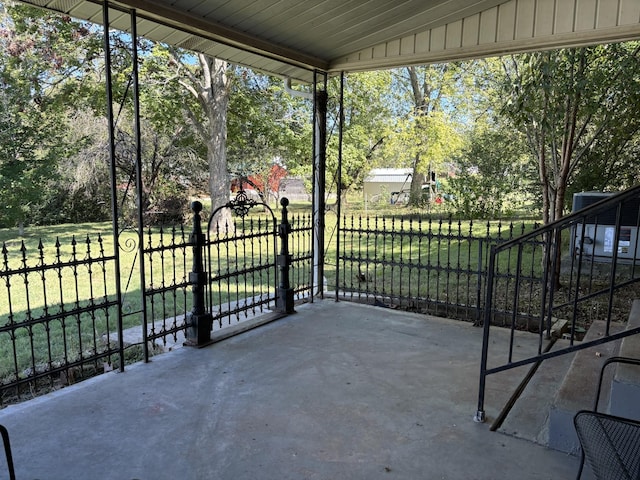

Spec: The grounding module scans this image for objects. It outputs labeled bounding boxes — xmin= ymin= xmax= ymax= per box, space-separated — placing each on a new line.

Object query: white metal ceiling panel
xmin=14 ymin=0 xmax=640 ymax=83
xmin=330 ymin=0 xmax=640 ymax=74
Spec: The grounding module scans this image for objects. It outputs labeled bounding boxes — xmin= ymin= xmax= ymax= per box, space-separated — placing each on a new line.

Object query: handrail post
xmin=475 ymin=244 xmax=497 ymax=423
xmin=276 ymin=198 xmax=295 ymax=314
xmin=185 ymin=201 xmax=213 ymax=346
xmin=474 ymin=238 xmax=483 ymax=326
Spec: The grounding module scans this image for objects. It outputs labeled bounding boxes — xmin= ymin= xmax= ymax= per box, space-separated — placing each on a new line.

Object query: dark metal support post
xmin=185 ymin=201 xmax=213 ymax=346
xmin=129 ymin=9 xmax=149 ymax=362
xmin=102 ymin=1 xmax=125 ymax=372
xmin=313 ymin=71 xmax=328 ymax=297
xmin=277 ymin=198 xmax=295 ymax=314
xmin=335 ymin=71 xmax=344 ymax=302
xmin=475 ymin=244 xmax=497 ymax=423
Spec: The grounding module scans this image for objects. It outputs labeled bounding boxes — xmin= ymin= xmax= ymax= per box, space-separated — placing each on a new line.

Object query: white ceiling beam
xmin=109 ymin=0 xmax=330 ymax=71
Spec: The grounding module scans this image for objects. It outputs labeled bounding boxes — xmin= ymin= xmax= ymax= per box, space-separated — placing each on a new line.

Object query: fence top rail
xmin=206 ymin=191 xmax=278 ymax=233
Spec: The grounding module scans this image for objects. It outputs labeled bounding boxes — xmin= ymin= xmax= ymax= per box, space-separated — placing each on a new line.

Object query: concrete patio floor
xmin=0 ymin=300 xmax=581 ymax=479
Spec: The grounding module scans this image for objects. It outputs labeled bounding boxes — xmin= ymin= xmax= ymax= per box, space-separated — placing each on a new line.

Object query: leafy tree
xmin=499 ymin=43 xmax=640 ymax=288
xmin=385 ymin=64 xmax=470 ymax=206
xmin=31 ymin=110 xmax=112 ymax=225
xmin=0 ymin=80 xmax=56 ymax=231
xmin=1 ymin=2 xmax=317 ymax=230
xmin=0 ymin=3 xmax=100 ymax=230
xmin=447 ymin=58 xmax=536 ymax=218
xmin=183 ymin=55 xmax=231 ymax=220
xmin=449 ymin=119 xmax=532 ymax=218
xmin=501 ymin=43 xmax=640 ymax=224
xmin=109 ymin=34 xmax=218 ymax=223
xmin=143 ymin=46 xmax=315 ymax=220
xmin=325 ymin=71 xmax=393 ymax=203
xmin=567 ymin=126 xmax=640 ymax=201
xmin=227 ymin=67 xmax=311 ymax=202
xmin=138 ymin=43 xmax=232 ymax=224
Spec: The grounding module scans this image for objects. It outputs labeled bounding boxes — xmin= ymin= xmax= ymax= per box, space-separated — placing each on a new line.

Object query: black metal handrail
xmin=475 ymin=185 xmax=640 ymax=423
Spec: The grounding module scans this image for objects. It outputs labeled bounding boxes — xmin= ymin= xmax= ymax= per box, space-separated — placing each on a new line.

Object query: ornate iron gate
xmin=184 ymin=191 xmax=295 ymax=346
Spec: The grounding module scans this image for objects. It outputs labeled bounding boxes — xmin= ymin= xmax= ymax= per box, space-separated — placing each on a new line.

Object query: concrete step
xmin=497 ymin=316 xmax=633 ymax=454
xmin=497 ymin=338 xmax=575 ymax=446
xmin=610 ymin=299 xmax=640 ymax=420
xmin=548 ymin=320 xmax=625 ymax=454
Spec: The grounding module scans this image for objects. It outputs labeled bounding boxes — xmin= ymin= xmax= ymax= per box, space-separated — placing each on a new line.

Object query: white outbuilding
xmin=363 ymin=168 xmax=413 ymax=203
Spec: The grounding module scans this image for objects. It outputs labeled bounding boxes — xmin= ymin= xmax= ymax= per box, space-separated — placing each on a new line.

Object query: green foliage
xmin=0 ymin=88 xmax=57 ymax=227
xmin=501 ymin=43 xmax=640 ymax=222
xmin=137 ymin=42 xmax=192 ymax=132
xmin=0 ymin=3 xmax=105 ymax=228
xmin=449 ymin=120 xmax=534 ymax=219
xmin=227 ymin=67 xmax=311 ymax=193
xmin=5 ymin=2 xmax=640 ymax=233
xmin=141 ymin=176 xmax=190 ymax=225
xmin=326 ymin=71 xmax=394 ymax=197
xmin=381 ymin=63 xmax=483 ymax=206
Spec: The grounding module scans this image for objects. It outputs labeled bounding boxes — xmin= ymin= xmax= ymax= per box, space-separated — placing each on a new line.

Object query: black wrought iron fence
xmin=290 ymin=213 xmax=314 ymax=299
xmin=141 ymin=197 xmax=314 ymax=348
xmin=204 ymin=195 xmax=279 ymax=330
xmin=142 ymin=225 xmax=191 ymax=349
xmin=335 ymin=215 xmax=541 ymax=323
xmin=0 ymin=235 xmax=122 ymax=404
xmin=0 ymin=199 xmax=313 ymax=404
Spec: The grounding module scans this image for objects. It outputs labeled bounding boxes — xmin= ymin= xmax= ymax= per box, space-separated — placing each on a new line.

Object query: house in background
xmin=279 ymin=177 xmax=309 ymax=202
xmin=363 ymin=166 xmax=458 ymax=204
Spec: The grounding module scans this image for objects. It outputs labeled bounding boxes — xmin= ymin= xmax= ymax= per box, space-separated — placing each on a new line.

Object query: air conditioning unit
xmin=571 ymin=192 xmax=640 ymax=262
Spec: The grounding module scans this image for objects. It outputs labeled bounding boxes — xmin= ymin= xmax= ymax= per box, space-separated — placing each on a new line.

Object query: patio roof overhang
xmin=17 ymin=0 xmax=640 ymax=84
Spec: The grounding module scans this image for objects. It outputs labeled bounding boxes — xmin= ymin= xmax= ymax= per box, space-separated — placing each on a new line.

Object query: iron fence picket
xmin=290 ymin=213 xmax=313 ymax=300
xmin=143 ymin=225 xmax=191 ymax=346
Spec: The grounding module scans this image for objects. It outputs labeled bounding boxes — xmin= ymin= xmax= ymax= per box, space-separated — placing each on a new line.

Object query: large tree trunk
xmin=409 ymin=154 xmax=425 ymax=204
xmin=190 ymin=56 xmax=232 ymax=231
xmin=406 ymin=66 xmax=440 ymax=208
xmin=205 ymin=61 xmax=229 ymax=194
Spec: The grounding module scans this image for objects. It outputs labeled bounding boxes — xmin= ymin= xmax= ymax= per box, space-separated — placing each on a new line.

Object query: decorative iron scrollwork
xmin=226 ymin=189 xmax=258 ymax=218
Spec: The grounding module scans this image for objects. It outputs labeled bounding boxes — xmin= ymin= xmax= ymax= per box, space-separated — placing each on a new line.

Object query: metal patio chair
xmin=574 ymin=356 xmax=640 ymax=480
xmin=0 ymin=425 xmax=15 ymax=480
xmin=574 ymin=410 xmax=640 ymax=480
